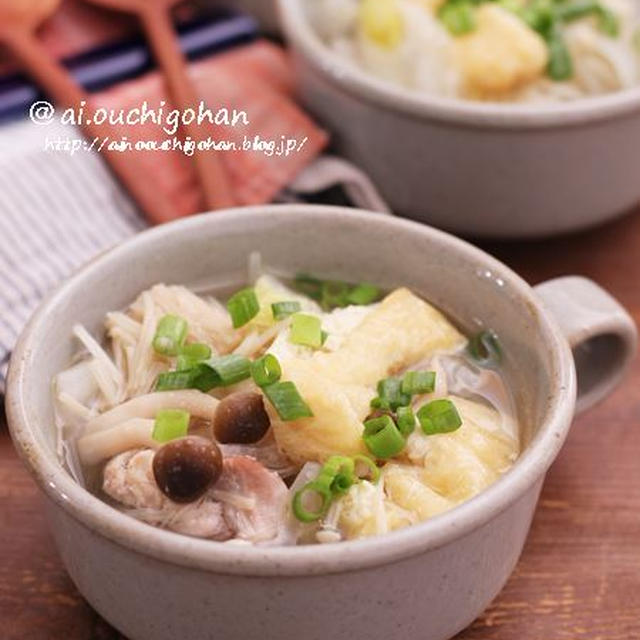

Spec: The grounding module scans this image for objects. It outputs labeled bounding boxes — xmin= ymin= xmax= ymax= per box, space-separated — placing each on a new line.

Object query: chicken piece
xmin=214 ymin=456 xmax=288 ymax=543
xmin=454 ymin=5 xmax=548 ymax=97
xmin=103 ymin=449 xmax=166 ymax=509
xmin=102 ymin=449 xmax=231 ymax=540
xmin=168 ymin=501 xmax=232 ymax=540
xmin=272 ymin=288 xmax=465 ymax=464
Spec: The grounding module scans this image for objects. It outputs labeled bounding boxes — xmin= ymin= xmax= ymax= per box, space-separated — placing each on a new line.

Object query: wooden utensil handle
xmin=4 ymin=29 xmax=178 ymax=223
xmin=140 ymin=7 xmax=235 ymax=210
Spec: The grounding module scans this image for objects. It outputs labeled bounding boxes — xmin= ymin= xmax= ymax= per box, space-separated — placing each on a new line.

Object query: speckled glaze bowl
xmin=5 ymin=206 xmax=637 ymax=640
xmin=277 ymin=0 xmax=640 ymax=238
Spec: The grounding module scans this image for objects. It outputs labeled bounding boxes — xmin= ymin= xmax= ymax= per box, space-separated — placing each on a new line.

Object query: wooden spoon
xmin=83 ymin=0 xmax=235 ymax=210
xmin=0 ymin=0 xmax=180 ymax=221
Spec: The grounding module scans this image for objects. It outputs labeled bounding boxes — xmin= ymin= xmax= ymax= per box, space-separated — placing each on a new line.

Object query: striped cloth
xmin=0 ymin=119 xmax=145 ymax=389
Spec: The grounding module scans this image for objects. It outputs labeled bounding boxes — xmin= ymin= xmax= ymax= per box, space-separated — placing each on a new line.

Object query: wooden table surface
xmin=2 ymin=209 xmax=640 ymax=639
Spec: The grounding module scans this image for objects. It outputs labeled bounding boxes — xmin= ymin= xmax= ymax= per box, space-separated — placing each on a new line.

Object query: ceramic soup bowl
xmin=277 ymin=0 xmax=640 ymax=238
xmin=6 ymin=205 xmax=637 ymax=640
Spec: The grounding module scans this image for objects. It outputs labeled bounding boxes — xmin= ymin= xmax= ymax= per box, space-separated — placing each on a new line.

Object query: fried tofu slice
xmin=271 ymin=288 xmax=466 ymax=464
xmin=454 ymin=5 xmax=548 ymax=97
xmin=406 ymin=395 xmax=519 ymax=502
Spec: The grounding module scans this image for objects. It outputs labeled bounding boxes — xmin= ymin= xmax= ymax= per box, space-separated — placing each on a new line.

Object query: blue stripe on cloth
xmin=0 ymin=119 xmax=146 ymax=394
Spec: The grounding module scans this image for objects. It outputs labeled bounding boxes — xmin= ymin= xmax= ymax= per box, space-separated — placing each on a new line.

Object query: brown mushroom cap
xmin=213 ymin=392 xmax=271 ymax=444
xmin=152 ymin=436 xmax=223 ymax=503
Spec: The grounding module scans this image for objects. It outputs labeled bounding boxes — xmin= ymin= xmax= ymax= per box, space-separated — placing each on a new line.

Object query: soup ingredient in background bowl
xmin=309 ymin=0 xmax=640 ymax=102
xmin=53 ymin=262 xmax=518 ymax=546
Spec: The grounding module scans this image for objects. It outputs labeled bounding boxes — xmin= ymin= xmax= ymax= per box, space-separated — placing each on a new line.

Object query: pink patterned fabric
xmin=95 ymin=41 xmax=329 ymax=222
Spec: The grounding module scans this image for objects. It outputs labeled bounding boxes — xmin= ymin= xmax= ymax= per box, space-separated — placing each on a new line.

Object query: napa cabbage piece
xmin=271 ymin=288 xmax=466 ymax=464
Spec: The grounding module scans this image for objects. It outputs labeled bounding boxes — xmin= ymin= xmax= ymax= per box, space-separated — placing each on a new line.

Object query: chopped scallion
xmin=468 ymin=330 xmax=502 ymax=367
xmin=401 ymin=370 xmax=436 ymax=395
xmin=363 ymin=414 xmax=406 ymax=458
xmin=181 ymin=342 xmax=212 ymax=360
xmin=152 ymin=408 xmax=190 ymax=442
xmin=289 ymin=313 xmax=323 ymax=349
xmin=293 ymin=273 xmax=384 ymax=310
xmin=205 ymin=354 xmax=252 ymax=386
xmin=396 ymin=406 xmax=416 ymax=437
xmin=152 ymin=315 xmax=188 ymax=357
xmin=263 ymin=381 xmax=313 ymax=421
xmin=227 ymin=287 xmax=260 ymax=328
xmin=438 ymin=1 xmax=476 ymax=35
xmin=176 ymin=342 xmax=211 ymax=370
xmin=250 ymin=353 xmax=282 ymax=387
xmin=319 ymin=456 xmax=357 ymax=495
xmin=371 ymin=377 xmax=411 ymax=411
xmin=417 ymin=399 xmax=462 ymax=435
xmin=271 ymin=300 xmax=302 ymax=320
xmin=353 ymin=455 xmax=381 ymax=483
xmin=292 ymin=480 xmax=333 ymax=523
xmin=155 ymin=366 xmax=218 ymax=393
xmin=546 ymin=25 xmax=573 ymax=81
xmin=346 ymin=283 xmax=381 ymax=306
xmin=155 ymin=354 xmax=250 ymax=393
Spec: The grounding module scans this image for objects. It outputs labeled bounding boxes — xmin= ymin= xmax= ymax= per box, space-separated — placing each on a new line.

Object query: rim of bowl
xmin=6 ymin=205 xmax=576 ymax=577
xmin=277 ymin=0 xmax=640 ymax=129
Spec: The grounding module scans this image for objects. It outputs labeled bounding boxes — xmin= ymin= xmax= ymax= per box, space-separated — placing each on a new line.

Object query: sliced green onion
xmin=227 ymin=287 xmax=260 ymax=328
xmin=320 ymin=456 xmax=356 ymax=495
xmin=263 ymin=381 xmax=313 ymax=421
xmin=293 ymin=273 xmax=384 ymax=310
xmin=176 ymin=342 xmax=212 ymax=370
xmin=152 ymin=315 xmax=188 ymax=357
xmin=152 ymin=408 xmax=190 ymax=442
xmin=401 ymin=370 xmax=436 ymax=395
xmin=181 ymin=342 xmax=212 ymax=360
xmin=353 ymin=455 xmax=381 ymax=483
xmin=468 ymin=330 xmax=502 ymax=367
xmin=271 ymin=300 xmax=302 ymax=320
xmin=438 ymin=1 xmax=476 ymax=35
xmin=417 ymin=399 xmax=462 ymax=435
xmin=250 ymin=354 xmax=282 ymax=387
xmin=555 ymin=1 xmax=619 ymax=36
xmin=289 ymin=313 xmax=323 ymax=348
xmin=520 ymin=2 xmax=554 ymax=34
xmin=321 ymin=330 xmax=329 ymax=345
xmin=363 ymin=414 xmax=406 ymax=459
xmin=205 ymin=354 xmax=251 ymax=386
xmin=293 ymin=273 xmax=324 ymax=301
xmin=346 ymin=283 xmax=381 ymax=306
xmin=371 ymin=377 xmax=411 ymax=411
xmin=155 ymin=355 xmax=250 ymax=393
xmin=546 ymin=24 xmax=573 ymax=80
xmin=597 ymin=6 xmax=619 ymax=36
xmin=155 ymin=366 xmax=218 ymax=393
xmin=292 ymin=480 xmax=333 ymax=523
xmin=321 ymin=280 xmax=350 ymax=310
xmin=396 ymin=406 xmax=416 ymax=437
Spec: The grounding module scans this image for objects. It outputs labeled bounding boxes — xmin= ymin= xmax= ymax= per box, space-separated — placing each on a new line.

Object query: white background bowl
xmin=277 ymin=0 xmax=640 ymax=238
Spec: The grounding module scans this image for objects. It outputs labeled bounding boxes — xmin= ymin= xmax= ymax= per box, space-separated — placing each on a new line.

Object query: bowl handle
xmin=533 ymin=277 xmax=637 ymax=414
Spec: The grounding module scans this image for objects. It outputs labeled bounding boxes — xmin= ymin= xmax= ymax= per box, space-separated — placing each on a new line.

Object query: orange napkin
xmin=94 ymin=40 xmax=329 ymax=224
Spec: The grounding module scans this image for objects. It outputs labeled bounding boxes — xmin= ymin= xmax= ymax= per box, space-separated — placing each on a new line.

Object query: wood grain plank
xmin=2 ymin=208 xmax=640 ymax=639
